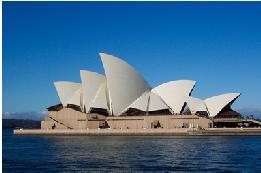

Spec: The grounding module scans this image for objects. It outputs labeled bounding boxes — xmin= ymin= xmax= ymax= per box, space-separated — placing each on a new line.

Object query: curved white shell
xmin=148 ymin=92 xmax=169 ymax=111
xmin=90 ymin=80 xmax=109 ymax=110
xmin=54 ymin=81 xmax=81 ymax=107
xmin=126 ymin=91 xmax=169 ymax=112
xmin=80 ymin=70 xmax=105 ymax=113
xmin=100 ymin=53 xmax=150 ymax=116
xmin=127 ymin=91 xmax=150 ymax=111
xmin=152 ymin=80 xmax=196 ymax=114
xmin=186 ymin=96 xmax=208 ymax=114
xmin=205 ymin=93 xmax=241 ymax=117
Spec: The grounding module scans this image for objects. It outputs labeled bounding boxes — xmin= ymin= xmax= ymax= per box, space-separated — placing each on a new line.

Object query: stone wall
xmin=41 ymin=108 xmax=87 ymax=130
xmin=41 ymin=108 xmax=212 ymax=130
xmin=106 ymin=115 xmax=212 ymax=129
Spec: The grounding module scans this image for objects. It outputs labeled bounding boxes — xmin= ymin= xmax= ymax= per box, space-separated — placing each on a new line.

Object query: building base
xmin=41 ymin=108 xmax=213 ymax=130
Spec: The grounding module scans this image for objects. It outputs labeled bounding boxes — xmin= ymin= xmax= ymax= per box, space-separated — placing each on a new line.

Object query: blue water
xmin=3 ymin=128 xmax=261 ymax=172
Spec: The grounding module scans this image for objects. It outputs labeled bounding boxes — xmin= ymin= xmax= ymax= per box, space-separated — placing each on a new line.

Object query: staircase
xmin=49 ymin=116 xmax=73 ymax=129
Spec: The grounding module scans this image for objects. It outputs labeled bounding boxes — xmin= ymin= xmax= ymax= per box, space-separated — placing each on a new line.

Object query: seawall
xmin=14 ymin=128 xmax=261 ymax=136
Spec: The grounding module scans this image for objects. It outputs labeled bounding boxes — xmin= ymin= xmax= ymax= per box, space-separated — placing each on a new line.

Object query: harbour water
xmin=3 ymin=128 xmax=261 ymax=172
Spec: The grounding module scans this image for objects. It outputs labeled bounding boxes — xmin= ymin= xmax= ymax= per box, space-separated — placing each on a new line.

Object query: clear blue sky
xmin=3 ymin=2 xmax=261 ymax=117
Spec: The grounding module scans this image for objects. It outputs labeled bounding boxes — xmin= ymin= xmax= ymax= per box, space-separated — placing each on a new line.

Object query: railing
xmin=246 ymin=119 xmax=261 ymax=125
xmin=213 ymin=118 xmax=261 ymax=125
xmin=213 ymin=118 xmax=241 ymax=122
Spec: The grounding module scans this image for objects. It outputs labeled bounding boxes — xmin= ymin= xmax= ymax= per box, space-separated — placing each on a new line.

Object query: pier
xmin=14 ymin=128 xmax=261 ymax=136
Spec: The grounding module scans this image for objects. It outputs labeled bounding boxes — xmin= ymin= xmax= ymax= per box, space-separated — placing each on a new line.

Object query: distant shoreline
xmin=14 ymin=128 xmax=261 ymax=136
xmin=2 ymin=119 xmax=41 ymax=129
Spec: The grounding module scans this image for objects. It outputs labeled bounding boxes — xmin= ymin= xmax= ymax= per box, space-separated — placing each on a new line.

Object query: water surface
xmin=3 ymin=128 xmax=261 ymax=172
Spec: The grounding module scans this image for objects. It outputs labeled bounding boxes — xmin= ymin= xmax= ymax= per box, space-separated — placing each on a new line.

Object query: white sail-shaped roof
xmin=90 ymin=81 xmax=108 ymax=110
xmin=152 ymin=80 xmax=196 ymax=114
xmin=186 ymin=96 xmax=208 ymax=114
xmin=80 ymin=70 xmax=106 ymax=113
xmin=148 ymin=92 xmax=169 ymax=111
xmin=205 ymin=93 xmax=241 ymax=117
xmin=127 ymin=91 xmax=150 ymax=111
xmin=100 ymin=53 xmax=150 ymax=116
xmin=127 ymin=91 xmax=168 ymax=112
xmin=54 ymin=81 xmax=81 ymax=107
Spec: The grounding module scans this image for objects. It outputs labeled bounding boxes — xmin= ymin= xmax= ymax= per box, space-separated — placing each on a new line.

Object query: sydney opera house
xmin=41 ymin=53 xmax=253 ymax=130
